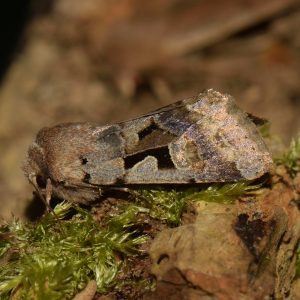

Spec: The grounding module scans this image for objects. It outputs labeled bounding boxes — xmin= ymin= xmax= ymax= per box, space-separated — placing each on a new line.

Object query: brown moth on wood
xmin=23 ymin=89 xmax=273 ymax=204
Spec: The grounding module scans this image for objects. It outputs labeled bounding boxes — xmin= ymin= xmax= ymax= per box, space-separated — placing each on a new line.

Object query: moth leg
xmin=99 ymin=186 xmax=131 ymax=198
xmin=105 ymin=187 xmax=131 ymax=193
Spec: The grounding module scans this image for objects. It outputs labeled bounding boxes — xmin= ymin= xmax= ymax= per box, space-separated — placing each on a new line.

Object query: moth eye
xmin=36 ymin=175 xmax=47 ymax=189
xmin=80 ymin=157 xmax=88 ymax=165
xmin=157 ymin=254 xmax=169 ymax=265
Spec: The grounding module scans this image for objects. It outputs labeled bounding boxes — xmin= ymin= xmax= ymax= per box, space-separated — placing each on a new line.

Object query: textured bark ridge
xmin=144 ymin=169 xmax=300 ymax=300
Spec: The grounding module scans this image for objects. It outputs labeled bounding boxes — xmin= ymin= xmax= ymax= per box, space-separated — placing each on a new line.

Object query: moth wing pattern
xmin=81 ymin=89 xmax=272 ymax=185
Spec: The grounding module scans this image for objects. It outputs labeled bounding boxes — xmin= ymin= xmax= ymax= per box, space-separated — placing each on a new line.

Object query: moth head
xmin=23 ymin=136 xmax=49 ymax=193
xmin=23 ymin=123 xmax=101 ymax=203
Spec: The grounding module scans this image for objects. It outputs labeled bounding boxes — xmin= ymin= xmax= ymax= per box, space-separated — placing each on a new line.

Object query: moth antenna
xmin=28 ymin=174 xmax=51 ymax=211
xmin=28 ymin=175 xmax=57 ymax=216
xmin=28 ymin=175 xmax=67 ymax=233
xmin=46 ymin=178 xmax=53 ymax=205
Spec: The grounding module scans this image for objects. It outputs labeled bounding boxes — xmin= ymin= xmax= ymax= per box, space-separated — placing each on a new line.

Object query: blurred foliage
xmin=259 ymin=121 xmax=272 ymax=139
xmin=275 ymin=135 xmax=300 ymax=177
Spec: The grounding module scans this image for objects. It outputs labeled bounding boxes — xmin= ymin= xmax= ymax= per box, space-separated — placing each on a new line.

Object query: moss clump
xmin=132 ymin=188 xmax=190 ymax=225
xmin=132 ymin=182 xmax=260 ymax=225
xmin=0 ymin=203 xmax=148 ymax=300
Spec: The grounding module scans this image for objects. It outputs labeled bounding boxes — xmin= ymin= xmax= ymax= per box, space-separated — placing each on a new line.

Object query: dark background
xmin=0 ymin=0 xmax=299 ymax=220
xmin=0 ymin=1 xmax=30 ymax=79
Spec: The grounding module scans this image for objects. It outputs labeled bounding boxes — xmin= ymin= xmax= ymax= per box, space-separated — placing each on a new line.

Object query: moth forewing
xmin=24 ymin=89 xmax=273 ymax=204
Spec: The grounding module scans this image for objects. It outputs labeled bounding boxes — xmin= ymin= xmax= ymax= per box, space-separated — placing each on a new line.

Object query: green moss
xmin=0 ymin=203 xmax=148 ymax=300
xmin=275 ymin=135 xmax=300 ymax=177
xmin=132 ymin=182 xmax=260 ymax=225
xmin=132 ymin=188 xmax=190 ymax=225
xmin=186 ymin=182 xmax=261 ymax=203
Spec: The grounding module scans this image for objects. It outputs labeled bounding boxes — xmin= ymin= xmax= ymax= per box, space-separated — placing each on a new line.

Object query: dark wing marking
xmin=124 ymin=146 xmax=174 ymax=169
xmin=138 ymin=122 xmax=162 ymax=140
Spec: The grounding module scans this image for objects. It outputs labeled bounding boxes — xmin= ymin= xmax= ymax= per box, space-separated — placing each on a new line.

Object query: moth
xmin=23 ymin=89 xmax=273 ymax=204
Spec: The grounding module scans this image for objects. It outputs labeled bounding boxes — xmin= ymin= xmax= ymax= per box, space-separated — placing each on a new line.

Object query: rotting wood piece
xmin=144 ymin=174 xmax=300 ymax=300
